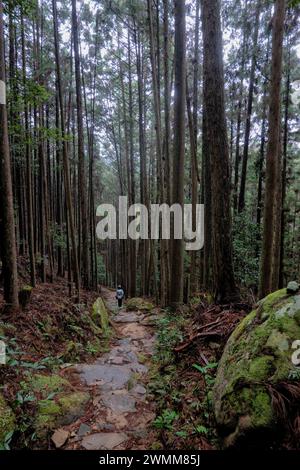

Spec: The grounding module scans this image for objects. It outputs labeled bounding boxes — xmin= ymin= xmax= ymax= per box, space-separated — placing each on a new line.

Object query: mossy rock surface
xmin=213 ymin=285 xmax=300 ymax=447
xmin=0 ymin=393 xmax=15 ymax=445
xmin=22 ymin=374 xmax=89 ymax=437
xmin=126 ymin=297 xmax=154 ymax=312
xmin=35 ymin=391 xmax=89 ymax=436
xmin=91 ymin=297 xmax=110 ymax=336
xmin=22 ymin=373 xmax=70 ymax=398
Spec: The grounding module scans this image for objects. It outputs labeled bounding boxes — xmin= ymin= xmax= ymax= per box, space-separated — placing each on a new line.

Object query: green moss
xmin=22 ymin=373 xmax=70 ymax=399
xmin=92 ymin=298 xmax=110 ymax=336
xmin=35 ymin=388 xmax=89 ymax=437
xmin=0 ymin=393 xmax=15 ymax=444
xmin=213 ymin=287 xmax=300 ymax=446
xmin=22 ymin=285 xmax=33 ymax=292
xmin=259 ymin=288 xmax=288 ymax=315
xmin=249 ymin=356 xmax=275 ymax=380
xmin=58 ymin=391 xmax=89 ymax=418
xmin=38 ymin=399 xmax=61 ymax=415
xmin=252 ymin=391 xmax=273 ymax=427
xmin=126 ymin=297 xmax=154 ymax=312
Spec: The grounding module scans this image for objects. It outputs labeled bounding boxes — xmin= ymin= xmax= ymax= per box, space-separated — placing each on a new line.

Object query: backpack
xmin=116 ymin=289 xmax=124 ymax=300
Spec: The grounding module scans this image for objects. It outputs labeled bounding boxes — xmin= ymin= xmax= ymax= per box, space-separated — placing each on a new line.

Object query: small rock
xmin=132 ymin=384 xmax=146 ymax=395
xmin=78 ymin=423 xmax=91 ymax=437
xmin=97 ymin=423 xmax=115 ymax=431
xmin=109 ymin=356 xmax=124 ymax=365
xmin=287 ymin=281 xmax=299 ymax=294
xmin=51 ymin=429 xmax=69 ymax=448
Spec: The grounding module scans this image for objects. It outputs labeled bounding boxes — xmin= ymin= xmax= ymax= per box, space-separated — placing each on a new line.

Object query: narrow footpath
xmin=65 ymin=288 xmax=158 ymax=450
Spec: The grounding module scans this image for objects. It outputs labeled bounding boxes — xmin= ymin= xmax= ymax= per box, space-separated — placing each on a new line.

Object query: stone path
xmin=64 ymin=289 xmax=158 ymax=450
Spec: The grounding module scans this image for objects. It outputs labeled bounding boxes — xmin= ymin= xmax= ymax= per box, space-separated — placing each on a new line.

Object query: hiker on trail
xmin=116 ymin=285 xmax=125 ymax=308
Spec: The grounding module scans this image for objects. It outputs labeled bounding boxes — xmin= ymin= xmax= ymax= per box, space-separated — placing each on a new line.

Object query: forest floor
xmin=0 ymin=281 xmax=250 ymax=450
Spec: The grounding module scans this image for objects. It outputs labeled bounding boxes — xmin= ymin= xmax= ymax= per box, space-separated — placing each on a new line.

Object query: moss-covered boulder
xmin=213 ymin=285 xmax=300 ymax=448
xmin=91 ymin=297 xmax=110 ymax=336
xmin=21 ymin=373 xmax=89 ymax=437
xmin=0 ymin=393 xmax=15 ymax=446
xmin=126 ymin=297 xmax=154 ymax=312
xmin=35 ymin=391 xmax=89 ymax=436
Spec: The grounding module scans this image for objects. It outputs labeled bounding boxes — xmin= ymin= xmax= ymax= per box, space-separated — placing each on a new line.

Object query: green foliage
xmin=25 ymin=80 xmax=51 ymax=106
xmin=232 ymin=212 xmax=260 ymax=287
xmin=0 ymin=431 xmax=14 ymax=451
xmin=193 ymin=362 xmax=218 ymax=388
xmin=194 ymin=424 xmax=209 ymax=435
xmin=153 ymin=409 xmax=179 ymax=431
xmin=288 ymin=0 xmax=300 ymax=7
xmin=154 ymin=313 xmax=184 ymax=366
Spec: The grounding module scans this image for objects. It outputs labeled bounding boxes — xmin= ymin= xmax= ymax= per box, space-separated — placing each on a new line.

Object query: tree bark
xmin=238 ymin=0 xmax=261 ymax=212
xmin=72 ymin=0 xmax=89 ymax=288
xmin=201 ymin=0 xmax=238 ymax=303
xmin=259 ymin=0 xmax=286 ymax=298
xmin=52 ymin=0 xmax=80 ymax=300
xmin=170 ymin=0 xmax=186 ymax=306
xmin=0 ymin=1 xmax=19 ymax=309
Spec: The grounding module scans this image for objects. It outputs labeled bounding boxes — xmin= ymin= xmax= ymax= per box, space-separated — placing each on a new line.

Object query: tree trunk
xmin=72 ymin=0 xmax=89 ymax=289
xmin=52 ymin=0 xmax=80 ymax=300
xmin=0 ymin=1 xmax=19 ymax=309
xmin=201 ymin=0 xmax=238 ymax=303
xmin=259 ymin=0 xmax=286 ymax=298
xmin=238 ymin=0 xmax=261 ymax=212
xmin=170 ymin=0 xmax=186 ymax=306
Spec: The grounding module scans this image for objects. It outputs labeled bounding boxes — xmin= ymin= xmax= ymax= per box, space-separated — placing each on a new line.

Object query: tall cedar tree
xmin=170 ymin=0 xmax=186 ymax=305
xmin=0 ymin=1 xmax=19 ymax=309
xmin=259 ymin=0 xmax=287 ymax=298
xmin=72 ymin=0 xmax=89 ymax=288
xmin=201 ymin=0 xmax=238 ymax=302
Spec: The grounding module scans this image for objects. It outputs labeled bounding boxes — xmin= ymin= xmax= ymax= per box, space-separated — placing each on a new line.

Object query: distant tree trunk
xmin=238 ymin=0 xmax=261 ymax=212
xmin=72 ymin=0 xmax=89 ymax=289
xmin=279 ymin=37 xmax=291 ymax=288
xmin=233 ymin=0 xmax=249 ymax=213
xmin=21 ymin=11 xmax=36 ymax=287
xmin=259 ymin=0 xmax=286 ymax=298
xmin=0 ymin=1 xmax=19 ymax=309
xmin=190 ymin=0 xmax=200 ymax=292
xmin=201 ymin=0 xmax=238 ymax=303
xmin=256 ymin=48 xmax=269 ymax=229
xmin=148 ymin=0 xmax=170 ymax=306
xmin=127 ymin=28 xmax=136 ymax=298
xmin=52 ymin=0 xmax=80 ymax=300
xmin=170 ymin=0 xmax=186 ymax=306
xmin=135 ymin=27 xmax=149 ymax=296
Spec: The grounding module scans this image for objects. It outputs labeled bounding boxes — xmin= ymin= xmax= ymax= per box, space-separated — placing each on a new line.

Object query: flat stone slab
xmin=114 ymin=313 xmax=141 ymax=323
xmin=102 ymin=392 xmax=136 ymax=412
xmin=120 ymin=323 xmax=147 ymax=339
xmin=77 ymin=364 xmax=132 ymax=390
xmin=81 ymin=432 xmax=128 ymax=450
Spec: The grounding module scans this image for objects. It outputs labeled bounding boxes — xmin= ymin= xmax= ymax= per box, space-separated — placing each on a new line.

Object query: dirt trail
xmin=65 ymin=288 xmax=158 ymax=450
